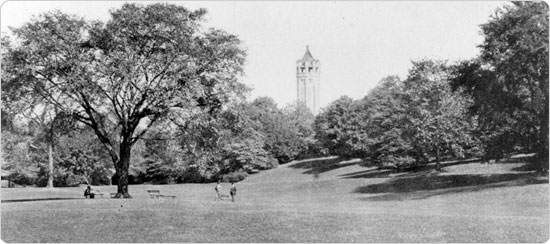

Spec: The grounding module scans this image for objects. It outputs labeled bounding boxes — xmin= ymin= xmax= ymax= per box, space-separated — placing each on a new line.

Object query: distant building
xmin=296 ymin=45 xmax=320 ymax=115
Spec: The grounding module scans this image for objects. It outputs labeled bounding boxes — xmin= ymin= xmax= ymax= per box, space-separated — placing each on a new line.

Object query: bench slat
xmin=147 ymin=190 xmax=174 ymax=199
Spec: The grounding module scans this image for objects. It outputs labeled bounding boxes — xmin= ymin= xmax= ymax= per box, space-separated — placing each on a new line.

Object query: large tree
xmin=5 ymin=3 xmax=246 ymax=197
xmin=313 ymin=96 xmax=368 ymax=158
xmin=402 ymin=60 xmax=477 ymax=169
xmin=452 ymin=2 xmax=548 ymax=169
xmin=2 ymin=36 xmax=72 ymax=188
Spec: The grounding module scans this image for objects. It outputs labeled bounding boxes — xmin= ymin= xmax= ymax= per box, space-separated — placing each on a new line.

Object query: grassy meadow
xmin=1 ymin=156 xmax=548 ymax=242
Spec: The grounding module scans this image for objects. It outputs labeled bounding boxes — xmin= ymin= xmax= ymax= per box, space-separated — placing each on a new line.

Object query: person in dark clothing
xmin=230 ymin=183 xmax=237 ymax=202
xmin=84 ymin=185 xmax=95 ymax=199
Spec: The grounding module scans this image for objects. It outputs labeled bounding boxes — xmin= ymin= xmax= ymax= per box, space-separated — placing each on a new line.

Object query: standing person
xmin=230 ymin=182 xmax=237 ymax=202
xmin=215 ymin=181 xmax=222 ymax=201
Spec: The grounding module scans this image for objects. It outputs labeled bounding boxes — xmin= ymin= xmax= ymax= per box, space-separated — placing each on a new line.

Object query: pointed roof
xmin=299 ymin=45 xmax=317 ymax=62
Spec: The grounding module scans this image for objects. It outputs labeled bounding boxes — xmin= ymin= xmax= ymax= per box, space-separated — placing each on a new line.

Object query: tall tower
xmin=296 ymin=45 xmax=320 ymax=115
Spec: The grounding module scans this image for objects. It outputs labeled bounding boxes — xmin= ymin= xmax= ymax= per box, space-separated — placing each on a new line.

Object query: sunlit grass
xmin=1 ymin=157 xmax=548 ymax=242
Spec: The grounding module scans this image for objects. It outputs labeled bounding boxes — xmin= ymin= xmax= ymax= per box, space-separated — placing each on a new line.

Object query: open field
xmin=1 ymin=156 xmax=548 ymax=242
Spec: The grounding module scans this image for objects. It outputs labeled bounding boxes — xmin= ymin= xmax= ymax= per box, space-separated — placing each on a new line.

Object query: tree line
xmin=314 ymin=2 xmax=548 ymax=171
xmin=1 ymin=2 xmax=547 ymax=196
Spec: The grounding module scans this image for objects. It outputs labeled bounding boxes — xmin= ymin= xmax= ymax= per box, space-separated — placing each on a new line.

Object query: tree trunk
xmin=46 ymin=141 xmax=54 ymax=188
xmin=435 ymin=145 xmax=441 ymax=171
xmin=538 ymin=76 xmax=549 ymax=172
xmin=539 ymin=101 xmax=549 ymax=172
xmin=113 ymin=141 xmax=132 ymax=198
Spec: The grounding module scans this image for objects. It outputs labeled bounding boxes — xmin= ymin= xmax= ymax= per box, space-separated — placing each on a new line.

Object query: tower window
xmin=308 ymin=67 xmax=313 ymax=72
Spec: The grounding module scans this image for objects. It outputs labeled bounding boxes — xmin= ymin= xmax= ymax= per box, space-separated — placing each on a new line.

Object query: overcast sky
xmin=1 ymin=1 xmax=507 ymax=109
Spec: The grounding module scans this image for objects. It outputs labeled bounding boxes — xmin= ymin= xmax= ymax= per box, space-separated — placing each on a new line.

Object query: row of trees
xmin=1 ymin=95 xmax=315 ymax=187
xmin=314 ymin=2 xmax=548 ymax=171
xmin=1 ymin=3 xmax=317 ymax=197
xmin=1 ymin=2 xmax=547 ymax=196
xmin=314 ymin=61 xmax=478 ymax=170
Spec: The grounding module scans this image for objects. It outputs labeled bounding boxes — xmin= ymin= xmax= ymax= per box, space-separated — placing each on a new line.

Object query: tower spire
xmin=296 ymin=45 xmax=320 ymax=115
xmin=301 ymin=45 xmax=315 ymax=62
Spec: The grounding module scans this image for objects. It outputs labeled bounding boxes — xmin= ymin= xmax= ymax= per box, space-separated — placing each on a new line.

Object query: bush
xmin=8 ymin=171 xmax=35 ymax=186
xmin=35 ymin=167 xmax=66 ymax=187
xmin=176 ymin=166 xmax=206 ymax=183
xmin=90 ymin=169 xmax=111 ymax=185
xmin=221 ymin=170 xmax=248 ymax=183
xmin=267 ymin=158 xmax=279 ymax=169
xmin=141 ymin=159 xmax=177 ymax=184
xmin=379 ymin=155 xmax=418 ymax=171
xmin=65 ymin=174 xmax=87 ymax=187
xmin=111 ymin=166 xmax=146 ymax=185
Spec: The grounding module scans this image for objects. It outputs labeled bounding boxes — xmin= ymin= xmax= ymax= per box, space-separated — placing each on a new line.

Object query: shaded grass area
xmin=288 ymin=156 xmax=360 ymax=175
xmin=355 ymin=172 xmax=548 ymax=201
xmin=1 ymin=197 xmax=82 ymax=203
xmin=340 ymin=158 xmax=482 ymax=179
xmin=1 ymin=155 xmax=548 ymax=242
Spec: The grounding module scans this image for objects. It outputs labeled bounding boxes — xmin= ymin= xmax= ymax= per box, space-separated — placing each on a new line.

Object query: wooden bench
xmin=87 ymin=191 xmax=104 ymax=198
xmin=218 ymin=194 xmax=230 ymax=200
xmin=147 ymin=190 xmax=176 ymax=199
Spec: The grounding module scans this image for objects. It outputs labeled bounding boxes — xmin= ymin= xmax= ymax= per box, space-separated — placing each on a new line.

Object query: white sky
xmin=1 ymin=1 xmax=507 ymax=109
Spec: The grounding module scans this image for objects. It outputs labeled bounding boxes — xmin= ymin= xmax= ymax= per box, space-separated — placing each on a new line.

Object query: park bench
xmin=147 ymin=190 xmax=176 ymax=199
xmin=87 ymin=191 xmax=104 ymax=198
xmin=218 ymin=194 xmax=230 ymax=200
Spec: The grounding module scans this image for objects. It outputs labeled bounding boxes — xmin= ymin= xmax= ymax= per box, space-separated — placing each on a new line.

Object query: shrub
xmin=141 ymin=158 xmax=177 ymax=184
xmin=89 ymin=169 xmax=111 ymax=185
xmin=176 ymin=166 xmax=206 ymax=183
xmin=379 ymin=155 xmax=418 ymax=171
xmin=221 ymin=170 xmax=248 ymax=183
xmin=267 ymin=158 xmax=279 ymax=169
xmin=8 ymin=171 xmax=35 ymax=186
xmin=65 ymin=173 xmax=87 ymax=187
xmin=111 ymin=166 xmax=146 ymax=185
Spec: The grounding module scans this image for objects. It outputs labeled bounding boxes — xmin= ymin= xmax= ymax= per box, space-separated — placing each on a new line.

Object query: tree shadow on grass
xmin=289 ymin=157 xmax=361 ymax=175
xmin=508 ymin=156 xmax=549 ymax=173
xmin=1 ymin=197 xmax=83 ymax=203
xmin=340 ymin=158 xmax=480 ymax=179
xmin=354 ymin=172 xmax=548 ymax=201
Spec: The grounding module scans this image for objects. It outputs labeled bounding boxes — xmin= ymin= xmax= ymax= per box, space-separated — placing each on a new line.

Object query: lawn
xmin=1 ymin=156 xmax=548 ymax=242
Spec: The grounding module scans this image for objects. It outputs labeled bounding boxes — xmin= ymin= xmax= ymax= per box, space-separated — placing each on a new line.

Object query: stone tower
xmin=296 ymin=45 xmax=320 ymax=115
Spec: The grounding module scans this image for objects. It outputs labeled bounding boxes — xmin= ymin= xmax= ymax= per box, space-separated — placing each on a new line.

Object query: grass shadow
xmin=340 ymin=158 xmax=479 ymax=179
xmin=508 ymin=156 xmax=549 ymax=173
xmin=1 ymin=197 xmax=83 ymax=203
xmin=340 ymin=168 xmax=395 ymax=178
xmin=355 ymin=172 xmax=548 ymax=201
xmin=289 ymin=157 xmax=361 ymax=175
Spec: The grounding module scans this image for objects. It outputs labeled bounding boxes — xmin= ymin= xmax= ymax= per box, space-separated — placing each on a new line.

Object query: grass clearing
xmin=1 ymin=156 xmax=548 ymax=242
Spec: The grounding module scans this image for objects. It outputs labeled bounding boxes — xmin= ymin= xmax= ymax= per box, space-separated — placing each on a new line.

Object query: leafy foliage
xmin=314 ymin=96 xmax=367 ymax=158
xmin=451 ymin=2 xmax=548 ymax=169
xmin=314 ymin=61 xmax=479 ymax=170
xmin=55 ymin=129 xmax=113 ymax=185
xmin=4 ymin=3 xmax=247 ymax=195
xmin=401 ymin=60 xmax=478 ymax=168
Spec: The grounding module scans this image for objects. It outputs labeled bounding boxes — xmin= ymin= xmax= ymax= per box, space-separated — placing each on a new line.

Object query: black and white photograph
xmin=1 ymin=1 xmax=548 ymax=242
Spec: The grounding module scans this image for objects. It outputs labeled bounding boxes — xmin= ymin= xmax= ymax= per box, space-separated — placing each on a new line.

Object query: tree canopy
xmin=3 ymin=3 xmax=247 ymax=197
xmin=451 ymin=2 xmax=548 ymax=169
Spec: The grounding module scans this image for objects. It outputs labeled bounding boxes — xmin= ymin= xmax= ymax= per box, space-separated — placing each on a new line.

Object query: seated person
xmin=84 ymin=185 xmax=95 ymax=199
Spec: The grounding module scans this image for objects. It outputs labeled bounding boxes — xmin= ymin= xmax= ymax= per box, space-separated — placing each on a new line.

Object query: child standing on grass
xmin=230 ymin=183 xmax=237 ymax=202
xmin=215 ymin=181 xmax=222 ymax=201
